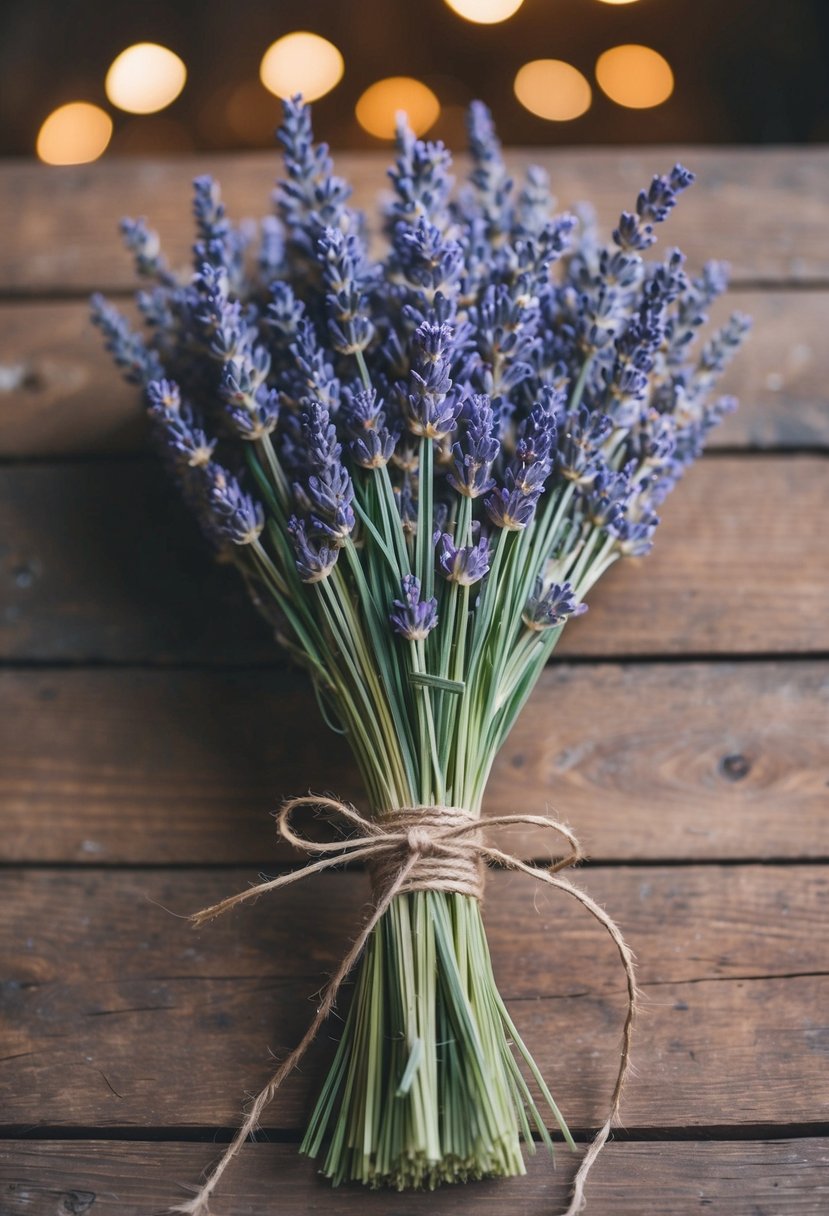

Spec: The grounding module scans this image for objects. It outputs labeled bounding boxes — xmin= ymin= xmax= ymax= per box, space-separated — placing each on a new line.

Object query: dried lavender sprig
xmin=387 ymin=118 xmax=454 ymax=234
xmin=90 ymin=294 xmax=164 ymax=386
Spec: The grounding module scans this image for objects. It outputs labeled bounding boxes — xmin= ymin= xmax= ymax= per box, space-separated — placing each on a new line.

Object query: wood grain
xmin=2 ymin=866 xmax=827 ymax=1128
xmin=2 ymin=1139 xmax=827 ymax=1216
xmin=2 ymin=290 xmax=827 ymax=458
xmin=1 ymin=662 xmax=826 ymax=865
xmin=2 ymin=148 xmax=829 ymax=293
xmin=1 ymin=457 xmax=825 ymax=662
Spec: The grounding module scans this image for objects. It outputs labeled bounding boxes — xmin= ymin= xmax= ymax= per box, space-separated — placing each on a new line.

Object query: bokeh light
xmin=259 ymin=32 xmax=344 ymax=102
xmin=594 ymin=0 xmax=640 ymax=6
xmin=36 ymin=102 xmax=113 ymax=165
xmin=105 ymin=43 xmax=187 ymax=115
xmin=356 ymin=77 xmax=440 ymax=140
xmin=514 ymin=60 xmax=592 ymax=122
xmin=595 ymin=45 xmax=674 ymax=109
xmin=444 ymin=0 xmax=525 ymax=22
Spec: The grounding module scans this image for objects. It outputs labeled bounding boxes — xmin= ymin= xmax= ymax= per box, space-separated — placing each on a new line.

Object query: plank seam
xmin=2 ymin=857 xmax=829 ymax=872
xmin=2 ymin=1124 xmax=827 ymax=1144
xmin=1 ymin=651 xmax=827 ymax=673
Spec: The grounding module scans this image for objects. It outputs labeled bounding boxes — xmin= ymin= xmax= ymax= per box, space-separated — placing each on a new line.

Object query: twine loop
xmin=173 ymin=795 xmax=637 ymax=1216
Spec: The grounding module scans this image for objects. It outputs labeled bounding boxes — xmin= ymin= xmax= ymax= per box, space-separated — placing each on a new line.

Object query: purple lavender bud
xmin=267 ymin=281 xmax=305 ymax=342
xmin=613 ymin=164 xmax=695 ymax=254
xmin=485 ymin=470 xmax=543 ymax=531
xmin=202 ymin=465 xmax=264 ymax=545
xmin=515 ymin=165 xmax=555 ymax=238
xmin=666 ymin=260 xmax=730 ymax=366
xmin=405 ymin=320 xmax=463 ymax=439
xmin=90 ymin=294 xmax=164 ymax=386
xmin=300 ymin=400 xmax=342 ymax=468
xmin=389 ymin=574 xmax=438 ymax=640
xmin=395 ymin=219 xmax=465 ymax=302
xmin=558 ymin=406 xmax=613 ymax=485
xmin=120 ymin=217 xmax=173 ymax=284
xmin=464 ymin=100 xmax=513 ymax=234
xmin=219 ymin=347 xmax=271 ymax=408
xmin=447 ymin=393 xmax=500 ymax=497
xmin=388 ymin=120 xmax=454 ymax=232
xmin=612 ymin=509 xmax=660 ymax=557
xmin=287 ymin=515 xmax=339 ymax=582
xmin=699 ymin=312 xmax=752 ymax=378
xmin=297 ymin=400 xmax=355 ymax=541
xmin=223 ymin=385 xmax=280 ymax=442
xmin=191 ymin=176 xmax=248 ymax=283
xmin=513 ymin=401 xmax=558 ymax=469
xmin=342 ymin=388 xmax=398 ymax=469
xmin=644 ymin=248 xmax=688 ymax=312
xmin=147 ymin=379 xmax=216 ymax=469
xmin=578 ymin=282 xmax=628 ymax=354
xmin=316 ymin=226 xmax=376 ymax=355
xmin=603 ymin=307 xmax=664 ymax=424
xmin=436 ymin=532 xmax=491 ymax=585
xmin=581 ymin=462 xmax=635 ymax=530
xmin=290 ymin=318 xmax=341 ymax=412
xmin=258 ymin=215 xmax=285 ymax=284
xmin=276 ymin=96 xmax=353 ymax=259
xmin=626 ymin=409 xmax=676 ymax=467
xmin=522 ymin=579 xmax=587 ymax=630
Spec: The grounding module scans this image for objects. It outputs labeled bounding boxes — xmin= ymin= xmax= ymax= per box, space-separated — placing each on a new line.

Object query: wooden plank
xmin=0 ymin=300 xmax=146 ymax=458
xmin=2 ymin=290 xmax=827 ymax=458
xmin=0 ymin=457 xmax=826 ymax=662
xmin=1 ymin=866 xmax=827 ymax=1128
xmin=2 ymin=148 xmax=829 ymax=293
xmin=2 ymin=1139 xmax=827 ymax=1215
xmin=1 ymin=662 xmax=826 ymax=865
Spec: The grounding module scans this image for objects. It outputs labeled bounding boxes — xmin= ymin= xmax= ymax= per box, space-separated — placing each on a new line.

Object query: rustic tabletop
xmin=0 ymin=147 xmax=827 ymax=1215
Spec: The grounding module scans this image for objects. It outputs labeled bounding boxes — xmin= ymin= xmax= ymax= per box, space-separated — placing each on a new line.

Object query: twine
xmin=171 ymin=796 xmax=638 ymax=1216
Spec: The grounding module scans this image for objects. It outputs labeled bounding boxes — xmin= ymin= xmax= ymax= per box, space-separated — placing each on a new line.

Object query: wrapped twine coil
xmin=173 ymin=796 xmax=637 ymax=1216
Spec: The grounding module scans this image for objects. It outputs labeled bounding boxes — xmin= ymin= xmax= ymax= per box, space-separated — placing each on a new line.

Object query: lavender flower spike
xmin=288 ymin=516 xmax=339 ymax=582
xmin=405 ymin=320 xmax=463 ymax=439
xmin=522 ymin=579 xmax=587 ymax=631
xmin=90 ymin=294 xmax=163 ymax=386
xmin=202 ymin=466 xmax=265 ymax=546
xmin=390 ymin=574 xmax=438 ymax=640
xmin=437 ymin=533 xmax=491 ymax=586
xmin=448 ymin=394 xmax=500 ymax=498
xmin=613 ymin=164 xmax=695 ymax=253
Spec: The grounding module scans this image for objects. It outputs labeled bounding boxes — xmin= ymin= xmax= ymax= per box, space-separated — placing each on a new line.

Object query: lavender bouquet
xmin=92 ymin=98 xmax=748 ymax=1214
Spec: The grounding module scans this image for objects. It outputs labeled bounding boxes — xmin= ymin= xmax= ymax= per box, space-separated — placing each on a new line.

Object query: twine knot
xmin=176 ymin=794 xmax=637 ymax=1216
xmin=369 ymin=805 xmax=485 ymax=902
xmin=406 ymin=825 xmax=434 ymax=855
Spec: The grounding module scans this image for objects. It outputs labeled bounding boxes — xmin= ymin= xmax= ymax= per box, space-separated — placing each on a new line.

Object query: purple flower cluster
xmin=390 ymin=575 xmax=439 ymax=640
xmin=94 ymin=95 xmax=748 ymax=637
xmin=522 ymin=579 xmax=587 ymax=630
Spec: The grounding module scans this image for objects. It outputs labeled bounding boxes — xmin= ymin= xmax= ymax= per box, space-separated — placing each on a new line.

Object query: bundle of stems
xmin=92 ymin=96 xmax=748 ymax=1209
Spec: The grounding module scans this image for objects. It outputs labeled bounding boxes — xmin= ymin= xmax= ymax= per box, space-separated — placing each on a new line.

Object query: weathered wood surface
xmin=1 ymin=662 xmax=826 ymax=865
xmin=2 ymin=148 xmax=829 ymax=293
xmin=2 ymin=291 xmax=829 ymax=458
xmin=2 ymin=147 xmax=827 ymax=1213
xmin=2 ymin=866 xmax=827 ymax=1128
xmin=1 ymin=457 xmax=826 ymax=663
xmin=2 ymin=1139 xmax=828 ymax=1216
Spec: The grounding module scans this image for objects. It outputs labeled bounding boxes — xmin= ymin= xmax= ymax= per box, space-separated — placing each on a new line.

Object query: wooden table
xmin=0 ymin=148 xmax=827 ymax=1214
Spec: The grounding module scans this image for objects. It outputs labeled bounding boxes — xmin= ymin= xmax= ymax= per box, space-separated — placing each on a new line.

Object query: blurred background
xmin=2 ymin=0 xmax=828 ymax=164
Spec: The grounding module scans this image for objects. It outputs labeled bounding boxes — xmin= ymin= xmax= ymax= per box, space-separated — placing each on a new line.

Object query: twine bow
xmin=173 ymin=796 xmax=637 ymax=1216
